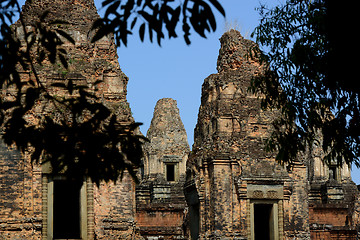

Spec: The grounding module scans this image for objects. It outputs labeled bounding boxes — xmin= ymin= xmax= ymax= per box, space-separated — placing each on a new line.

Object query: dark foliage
xmin=0 ymin=0 xmax=224 ymax=185
xmin=251 ymin=0 xmax=359 ymax=167
xmin=92 ymin=0 xmax=225 ymax=46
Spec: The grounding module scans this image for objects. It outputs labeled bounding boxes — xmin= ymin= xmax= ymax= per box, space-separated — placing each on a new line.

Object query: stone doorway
xmin=250 ymin=200 xmax=279 ymax=240
xmin=42 ymin=175 xmax=93 ymax=240
xmin=53 ymin=179 xmax=81 ymax=239
xmin=189 ymin=203 xmax=200 ymax=240
xmin=254 ymin=204 xmax=272 ymax=240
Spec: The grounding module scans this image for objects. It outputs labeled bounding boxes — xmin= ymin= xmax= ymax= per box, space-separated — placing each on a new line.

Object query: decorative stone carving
xmin=247 ymin=185 xmax=283 ymax=200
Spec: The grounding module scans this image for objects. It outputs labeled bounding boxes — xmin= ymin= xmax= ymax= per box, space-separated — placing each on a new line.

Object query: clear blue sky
xmin=104 ymin=0 xmax=269 ymax=143
xmin=17 ymin=0 xmax=360 ymax=184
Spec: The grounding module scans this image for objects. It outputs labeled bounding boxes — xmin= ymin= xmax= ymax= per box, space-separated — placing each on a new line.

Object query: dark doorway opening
xmin=166 ymin=164 xmax=175 ymax=181
xmin=53 ymin=179 xmax=81 ymax=239
xmin=189 ymin=203 xmax=200 ymax=240
xmin=254 ymin=203 xmax=273 ymax=240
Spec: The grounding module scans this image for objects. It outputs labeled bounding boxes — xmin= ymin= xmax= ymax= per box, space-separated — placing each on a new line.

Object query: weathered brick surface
xmin=310 ymin=230 xmax=357 ymax=240
xmin=94 ymin=173 xmax=139 ymax=239
xmin=0 ymin=142 xmax=42 ymax=239
xmin=310 ymin=205 xmax=348 ymax=225
xmin=136 ymin=206 xmax=184 ymax=238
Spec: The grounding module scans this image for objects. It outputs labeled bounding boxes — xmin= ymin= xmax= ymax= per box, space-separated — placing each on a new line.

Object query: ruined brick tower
xmin=184 ymin=29 xmax=360 ymax=240
xmin=1 ymin=0 xmax=360 ymax=239
xmin=136 ymin=98 xmax=189 ymax=239
xmin=0 ymin=0 xmax=139 ymax=239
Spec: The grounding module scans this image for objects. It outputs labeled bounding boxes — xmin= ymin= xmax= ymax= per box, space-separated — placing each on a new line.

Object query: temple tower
xmin=184 ymin=29 xmax=359 ymax=240
xmin=136 ymin=98 xmax=189 ymax=239
xmin=0 ymin=0 xmax=139 ymax=239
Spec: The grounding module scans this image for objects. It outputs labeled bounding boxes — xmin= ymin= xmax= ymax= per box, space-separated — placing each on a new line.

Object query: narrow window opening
xmin=329 ymin=166 xmax=338 ymax=181
xmin=254 ymin=204 xmax=273 ymax=240
xmin=53 ymin=179 xmax=81 ymax=239
xmin=166 ymin=164 xmax=175 ymax=182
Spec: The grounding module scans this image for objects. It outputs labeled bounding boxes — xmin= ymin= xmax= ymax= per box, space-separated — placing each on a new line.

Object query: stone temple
xmin=184 ymin=29 xmax=360 ymax=240
xmin=136 ymin=98 xmax=189 ymax=239
xmin=0 ymin=0 xmax=359 ymax=239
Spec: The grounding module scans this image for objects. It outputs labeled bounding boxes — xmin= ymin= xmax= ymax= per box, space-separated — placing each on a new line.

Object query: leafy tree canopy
xmin=251 ymin=0 xmax=359 ymax=167
xmin=0 ymin=0 xmax=225 ymax=185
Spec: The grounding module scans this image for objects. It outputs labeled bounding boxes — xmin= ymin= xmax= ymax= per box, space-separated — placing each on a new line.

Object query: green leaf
xmin=130 ymin=17 xmax=137 ymax=30
xmin=105 ymin=0 xmax=120 ymax=18
xmin=148 ymin=25 xmax=153 ymax=42
xmin=25 ymin=87 xmax=40 ymax=110
xmin=208 ymin=0 xmax=226 ymax=17
xmin=55 ymin=29 xmax=75 ymax=44
xmin=182 ymin=21 xmax=191 ymax=45
xmin=58 ymin=53 xmax=68 ymax=69
xmin=203 ymin=2 xmax=216 ymax=31
xmin=67 ymin=79 xmax=73 ymax=95
xmin=138 ymin=10 xmax=152 ymax=23
xmin=91 ymin=22 xmax=112 ymax=43
xmin=102 ymin=0 xmax=115 ymax=7
xmin=139 ymin=23 xmax=145 ymax=42
xmin=40 ymin=10 xmax=50 ymax=21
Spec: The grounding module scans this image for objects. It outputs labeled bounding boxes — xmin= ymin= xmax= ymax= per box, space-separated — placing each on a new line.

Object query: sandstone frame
xmin=249 ymin=199 xmax=279 ymax=240
xmin=41 ymin=175 xmax=94 ymax=240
